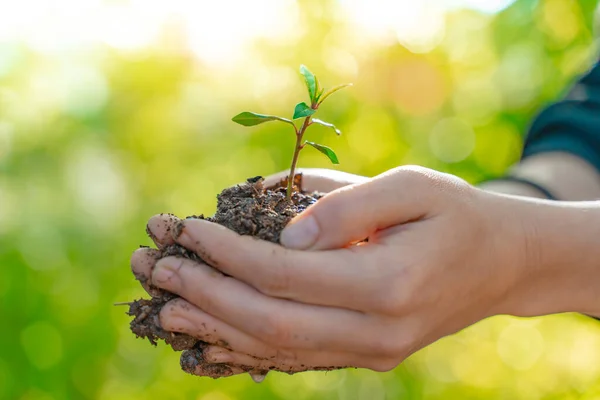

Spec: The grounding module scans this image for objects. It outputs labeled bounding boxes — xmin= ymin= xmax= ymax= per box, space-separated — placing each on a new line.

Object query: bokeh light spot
xmin=567 ymin=328 xmax=600 ymax=390
xmin=494 ymin=42 xmax=544 ymax=109
xmin=452 ymin=76 xmax=502 ymax=125
xmin=322 ymin=46 xmax=359 ymax=80
xmin=347 ymin=108 xmax=402 ymax=166
xmin=57 ymin=65 xmax=109 ymax=117
xmin=429 ymin=117 xmax=475 ymax=163
xmin=452 ymin=341 xmax=504 ymax=388
xmin=65 ymin=145 xmax=132 ymax=229
xmin=17 ymin=224 xmax=68 ymax=272
xmin=391 ymin=59 xmax=447 ymax=116
xmin=20 ymin=321 xmax=63 ymax=370
xmin=473 ymin=122 xmax=522 ymax=175
xmin=536 ymin=0 xmax=581 ymax=49
xmin=497 ymin=322 xmax=545 ymax=371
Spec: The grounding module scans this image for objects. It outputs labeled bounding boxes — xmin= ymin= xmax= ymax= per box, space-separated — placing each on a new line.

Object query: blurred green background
xmin=2 ymin=0 xmax=600 ymax=399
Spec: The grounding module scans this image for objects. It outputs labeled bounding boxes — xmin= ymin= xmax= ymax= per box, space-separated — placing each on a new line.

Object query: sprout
xmin=232 ymin=65 xmax=352 ymax=200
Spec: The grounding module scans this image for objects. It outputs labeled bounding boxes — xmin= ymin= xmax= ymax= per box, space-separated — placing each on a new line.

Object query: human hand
xmin=263 ymin=168 xmax=368 ymax=193
xmin=133 ymin=166 xmax=600 ymax=376
xmin=131 ymin=169 xmax=367 ymax=377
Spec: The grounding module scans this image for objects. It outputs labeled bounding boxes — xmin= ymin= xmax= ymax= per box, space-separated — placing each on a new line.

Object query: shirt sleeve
xmin=521 ymin=59 xmax=600 ymax=172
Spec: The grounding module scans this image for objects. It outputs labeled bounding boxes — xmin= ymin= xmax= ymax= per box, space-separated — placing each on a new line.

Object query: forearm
xmin=480 ymin=152 xmax=600 ymax=200
xmin=495 ymin=197 xmax=600 ymax=318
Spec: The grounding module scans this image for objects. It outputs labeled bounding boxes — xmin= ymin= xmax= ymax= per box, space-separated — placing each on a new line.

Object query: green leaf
xmin=299 ymin=65 xmax=317 ymax=104
xmin=311 ymin=118 xmax=342 ymax=135
xmin=232 ymin=112 xmax=293 ymax=127
xmin=316 ymin=87 xmax=325 ymax=102
xmin=317 ymin=83 xmax=353 ymax=106
xmin=305 ymin=141 xmax=339 ymax=164
xmin=293 ymin=102 xmax=316 ymax=119
xmin=315 ymin=75 xmax=324 ymax=101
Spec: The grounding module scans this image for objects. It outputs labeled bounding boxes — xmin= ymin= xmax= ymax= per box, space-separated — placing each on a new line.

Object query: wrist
xmin=479 ymin=177 xmax=555 ymax=200
xmin=499 ymin=198 xmax=600 ymax=318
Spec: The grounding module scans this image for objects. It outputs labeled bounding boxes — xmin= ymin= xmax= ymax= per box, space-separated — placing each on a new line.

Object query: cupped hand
xmin=132 ymin=166 xmax=541 ymax=375
xmin=132 ymin=169 xmax=368 ymax=376
xmin=263 ymin=168 xmax=368 ymax=193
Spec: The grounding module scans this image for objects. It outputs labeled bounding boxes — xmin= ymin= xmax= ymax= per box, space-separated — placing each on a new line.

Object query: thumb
xmin=280 ymin=166 xmax=442 ymax=250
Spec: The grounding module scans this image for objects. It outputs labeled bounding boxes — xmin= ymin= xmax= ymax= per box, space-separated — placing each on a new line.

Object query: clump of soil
xmin=126 ymin=175 xmax=331 ymax=380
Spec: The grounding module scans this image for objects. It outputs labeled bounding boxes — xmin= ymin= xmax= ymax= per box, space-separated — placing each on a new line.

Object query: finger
xmin=263 ymin=168 xmax=368 ymax=193
xmin=279 ymin=165 xmax=446 ymax=250
xmin=161 ymin=297 xmax=272 ymax=355
xmin=179 ymin=347 xmax=247 ymax=378
xmin=202 ymin=346 xmax=337 ymax=374
xmin=151 ymin=256 xmax=387 ymax=356
xmin=202 ymin=346 xmax=320 ymax=374
xmin=130 ymin=247 xmax=162 ymax=296
xmin=146 ymin=213 xmax=181 ymax=249
xmin=202 ymin=345 xmax=395 ymax=373
xmin=174 ymin=219 xmax=387 ymax=312
xmin=161 ymin=297 xmax=388 ymax=371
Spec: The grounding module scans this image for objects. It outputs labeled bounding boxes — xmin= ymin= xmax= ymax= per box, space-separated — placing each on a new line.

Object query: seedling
xmin=232 ymin=65 xmax=352 ymax=200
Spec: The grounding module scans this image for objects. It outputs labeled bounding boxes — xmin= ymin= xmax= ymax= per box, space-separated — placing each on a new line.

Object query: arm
xmin=481 ymin=60 xmax=600 ymax=200
xmin=480 ymin=152 xmax=600 ymax=199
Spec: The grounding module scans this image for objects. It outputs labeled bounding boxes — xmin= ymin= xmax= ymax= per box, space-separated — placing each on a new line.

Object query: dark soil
xmin=126 ymin=174 xmax=334 ymax=380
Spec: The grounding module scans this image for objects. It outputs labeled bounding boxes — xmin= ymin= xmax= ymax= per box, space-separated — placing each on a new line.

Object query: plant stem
xmin=286 ymin=116 xmax=312 ymax=200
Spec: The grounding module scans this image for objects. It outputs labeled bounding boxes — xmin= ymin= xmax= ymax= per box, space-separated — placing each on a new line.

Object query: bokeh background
xmin=2 ymin=0 xmax=600 ymax=399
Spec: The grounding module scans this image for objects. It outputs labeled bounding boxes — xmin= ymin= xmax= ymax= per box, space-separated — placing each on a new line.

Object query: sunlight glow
xmin=337 ymin=0 xmax=516 ymax=53
xmin=180 ymin=0 xmax=298 ymax=64
xmin=0 ymin=0 xmax=297 ymax=64
xmin=445 ymin=0 xmax=517 ymax=14
xmin=339 ymin=1 xmax=446 ymax=53
xmin=0 ymin=0 xmax=516 ymax=62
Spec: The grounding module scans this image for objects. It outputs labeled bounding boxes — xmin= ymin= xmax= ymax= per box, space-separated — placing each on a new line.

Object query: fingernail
xmin=280 ymin=214 xmax=319 ymax=250
xmin=152 ymin=262 xmax=178 ymax=288
xmin=146 ymin=214 xmax=180 ymax=248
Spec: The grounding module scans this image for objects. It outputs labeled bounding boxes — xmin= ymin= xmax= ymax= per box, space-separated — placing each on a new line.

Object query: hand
xmin=130 ymin=168 xmax=367 ymax=376
xmin=133 ymin=166 xmax=600 ymax=376
xmin=263 ymin=168 xmax=368 ymax=193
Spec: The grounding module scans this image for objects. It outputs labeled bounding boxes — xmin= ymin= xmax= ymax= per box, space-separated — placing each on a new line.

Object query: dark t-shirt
xmin=522 ymin=59 xmax=600 ymax=171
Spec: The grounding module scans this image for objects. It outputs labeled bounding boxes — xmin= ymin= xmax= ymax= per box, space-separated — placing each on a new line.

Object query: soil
xmin=126 ymin=174 xmax=334 ymax=380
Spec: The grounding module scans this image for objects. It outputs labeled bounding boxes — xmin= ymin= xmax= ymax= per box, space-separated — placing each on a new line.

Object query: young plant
xmin=232 ymin=65 xmax=352 ymax=200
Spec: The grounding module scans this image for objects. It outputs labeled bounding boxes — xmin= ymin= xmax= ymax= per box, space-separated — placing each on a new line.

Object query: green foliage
xmin=311 ymin=118 xmax=342 ymax=135
xmin=292 ymin=102 xmax=315 ymax=119
xmin=232 ymin=64 xmax=350 ymax=199
xmin=232 ymin=112 xmax=293 ymax=127
xmin=300 ymin=64 xmax=319 ymax=105
xmin=304 ymin=141 xmax=339 ymax=164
